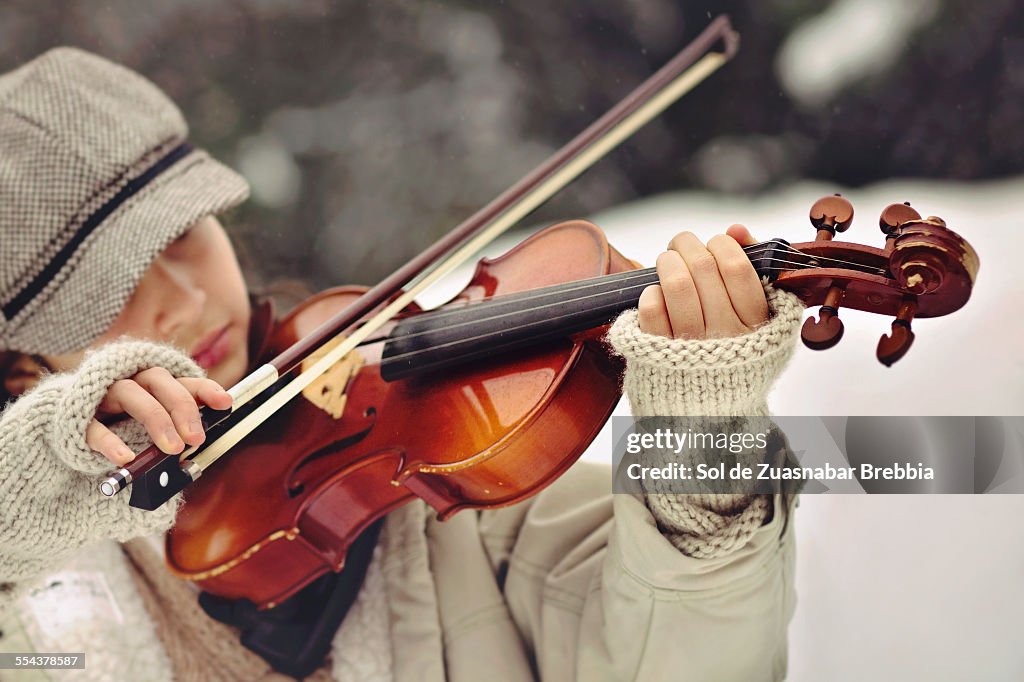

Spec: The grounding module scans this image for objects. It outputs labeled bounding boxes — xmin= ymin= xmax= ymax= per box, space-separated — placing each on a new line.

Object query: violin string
xmin=391 ymin=281 xmax=657 ymax=342
xmin=385 ymin=259 xmax=795 ymax=339
xmin=447 ymin=243 xmax=887 ymax=326
xmin=379 ymin=257 xmax=843 ymax=352
xmin=371 ymin=235 xmax=890 ymax=353
xmin=756 ymin=256 xmax=883 ymax=272
xmin=742 ymin=241 xmax=865 ymax=269
xmin=395 ymin=269 xmax=661 ymax=325
xmin=400 ymin=245 xmax=884 ymax=328
xmin=385 ymin=255 xmax=880 ymax=345
xmin=381 ymin=285 xmax=659 ymax=362
xmin=743 ymin=242 xmax=888 ymax=274
xmin=394 ymin=266 xmax=679 ymax=326
xmin=451 ymin=240 xmax=883 ymax=319
xmin=767 ymin=245 xmax=874 ymax=271
xmin=365 ymin=240 xmax=891 ymax=359
xmin=380 ymin=263 xmax=829 ymax=364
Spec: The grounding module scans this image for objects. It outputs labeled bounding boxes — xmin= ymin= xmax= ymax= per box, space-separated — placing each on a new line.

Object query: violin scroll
xmin=888 ymin=216 xmax=964 ymax=295
xmin=778 ymin=195 xmax=978 ymax=366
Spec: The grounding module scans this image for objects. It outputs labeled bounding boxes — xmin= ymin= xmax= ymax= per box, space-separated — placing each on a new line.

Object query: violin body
xmin=166 ymin=221 xmax=634 ymax=608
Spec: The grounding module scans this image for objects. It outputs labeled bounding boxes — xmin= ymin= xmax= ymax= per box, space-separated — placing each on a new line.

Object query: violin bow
xmin=104 ymin=15 xmax=741 ymax=507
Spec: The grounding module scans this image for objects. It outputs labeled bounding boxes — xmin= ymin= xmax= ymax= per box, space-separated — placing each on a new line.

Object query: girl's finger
xmin=655 ymin=250 xmax=704 ymax=339
xmin=726 ymin=223 xmax=758 ymax=247
xmin=667 ymin=232 xmax=746 ymax=337
xmin=98 ymin=379 xmax=185 ymax=454
xmin=637 ymin=284 xmax=673 ymax=338
xmin=707 ymin=234 xmax=770 ymax=329
xmin=177 ymin=378 xmax=233 ymax=411
xmin=133 ymin=368 xmax=206 ymax=446
xmin=85 ymin=418 xmax=136 ymax=466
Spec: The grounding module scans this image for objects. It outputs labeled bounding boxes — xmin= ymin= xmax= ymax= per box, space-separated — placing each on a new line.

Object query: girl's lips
xmin=191 ymin=324 xmax=233 ymax=369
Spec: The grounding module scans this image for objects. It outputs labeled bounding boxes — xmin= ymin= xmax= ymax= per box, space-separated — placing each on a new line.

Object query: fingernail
xmin=164 ymin=426 xmax=184 ymax=450
xmin=189 ymin=418 xmax=203 ymax=437
xmin=120 ymin=446 xmax=136 ymax=463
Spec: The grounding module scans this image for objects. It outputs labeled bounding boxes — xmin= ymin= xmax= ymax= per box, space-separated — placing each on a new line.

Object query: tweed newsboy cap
xmin=0 ymin=47 xmax=249 ymax=354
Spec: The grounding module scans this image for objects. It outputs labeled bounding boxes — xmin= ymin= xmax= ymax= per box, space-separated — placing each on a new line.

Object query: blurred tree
xmin=1 ymin=0 xmax=1020 ymax=291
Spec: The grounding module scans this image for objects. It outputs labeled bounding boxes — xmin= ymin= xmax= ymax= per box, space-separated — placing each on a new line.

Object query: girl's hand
xmin=86 ymin=369 xmax=233 ymax=467
xmin=638 ymin=224 xmax=769 ymax=339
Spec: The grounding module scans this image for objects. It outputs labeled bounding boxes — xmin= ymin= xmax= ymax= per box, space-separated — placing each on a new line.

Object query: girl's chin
xmin=206 ymin=347 xmax=247 ymax=389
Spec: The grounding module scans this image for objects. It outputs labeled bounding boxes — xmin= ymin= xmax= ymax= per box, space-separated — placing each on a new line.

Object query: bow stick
xmin=103 ymin=15 xmax=740 ymax=507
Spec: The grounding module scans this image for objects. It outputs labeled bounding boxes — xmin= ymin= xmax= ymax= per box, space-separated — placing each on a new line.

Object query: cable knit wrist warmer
xmin=0 ymin=338 xmax=203 ymax=607
xmin=630 ymin=416 xmax=793 ymax=558
xmin=605 ymin=284 xmax=804 ymax=417
xmin=605 ymin=283 xmax=804 ymax=558
xmin=45 ymin=337 xmax=206 ymax=475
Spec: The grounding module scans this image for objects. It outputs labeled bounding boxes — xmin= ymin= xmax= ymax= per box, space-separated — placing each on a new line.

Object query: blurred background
xmin=2 ymin=1 xmax=1022 ymax=679
xmin=2 ymin=0 xmax=1022 ymax=289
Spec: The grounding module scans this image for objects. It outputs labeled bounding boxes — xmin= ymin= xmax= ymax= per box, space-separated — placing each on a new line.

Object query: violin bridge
xmin=301 ymin=335 xmax=364 ymax=419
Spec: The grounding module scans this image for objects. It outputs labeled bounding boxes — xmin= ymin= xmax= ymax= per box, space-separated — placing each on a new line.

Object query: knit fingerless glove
xmin=46 ymin=337 xmax=208 ymax=474
xmin=0 ymin=338 xmax=205 ymax=609
xmin=607 ymin=285 xmax=804 ymax=417
xmin=606 ymin=283 xmax=804 ymax=558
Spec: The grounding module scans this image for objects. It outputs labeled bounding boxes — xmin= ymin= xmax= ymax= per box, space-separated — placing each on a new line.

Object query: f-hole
xmin=286 ymin=407 xmax=378 ymax=498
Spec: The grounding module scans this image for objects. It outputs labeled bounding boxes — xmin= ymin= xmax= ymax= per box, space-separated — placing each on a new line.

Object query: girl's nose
xmin=151 ymin=259 xmax=206 ymax=339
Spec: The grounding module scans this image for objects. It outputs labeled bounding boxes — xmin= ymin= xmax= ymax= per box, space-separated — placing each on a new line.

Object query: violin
xmin=175 ymin=197 xmax=979 ymax=609
xmin=96 ymin=16 xmax=978 ymax=609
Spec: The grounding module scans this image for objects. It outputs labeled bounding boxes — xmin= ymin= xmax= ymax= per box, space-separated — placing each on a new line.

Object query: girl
xmin=0 ymin=48 xmax=805 ymax=681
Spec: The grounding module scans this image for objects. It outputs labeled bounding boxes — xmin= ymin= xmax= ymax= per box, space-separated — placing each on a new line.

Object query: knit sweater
xmin=0 ymin=284 xmax=804 ymax=680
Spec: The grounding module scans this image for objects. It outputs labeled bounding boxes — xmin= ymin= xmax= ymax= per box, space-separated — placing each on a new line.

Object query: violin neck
xmin=380 ymin=240 xmax=785 ymax=381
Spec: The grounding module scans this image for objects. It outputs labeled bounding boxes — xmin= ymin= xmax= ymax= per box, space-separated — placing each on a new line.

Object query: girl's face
xmin=43 ymin=216 xmax=251 ymax=388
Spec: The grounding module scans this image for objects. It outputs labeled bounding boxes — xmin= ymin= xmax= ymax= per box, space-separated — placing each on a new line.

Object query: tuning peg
xmin=877 ymin=297 xmax=917 ymax=366
xmin=879 ymin=202 xmax=921 ymax=255
xmin=809 ymin=194 xmax=854 ymax=241
xmin=802 ymin=285 xmax=845 ymax=350
xmin=879 ymin=201 xmax=922 ymax=237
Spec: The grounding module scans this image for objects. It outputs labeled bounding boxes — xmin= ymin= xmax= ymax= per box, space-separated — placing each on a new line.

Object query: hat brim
xmin=15 ymin=149 xmax=249 ymax=355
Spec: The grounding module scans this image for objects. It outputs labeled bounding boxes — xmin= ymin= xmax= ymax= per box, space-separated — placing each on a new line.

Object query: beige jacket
xmin=0 ymin=285 xmax=804 ymax=681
